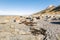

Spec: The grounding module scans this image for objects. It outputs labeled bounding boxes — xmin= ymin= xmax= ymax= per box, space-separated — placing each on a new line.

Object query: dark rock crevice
xmin=30 ymin=27 xmax=47 ymax=40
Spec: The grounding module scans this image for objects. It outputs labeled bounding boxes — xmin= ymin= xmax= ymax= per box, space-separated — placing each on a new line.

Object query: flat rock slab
xmin=0 ymin=16 xmax=60 ymax=40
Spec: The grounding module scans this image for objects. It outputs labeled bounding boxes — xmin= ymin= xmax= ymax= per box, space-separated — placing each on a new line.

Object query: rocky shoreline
xmin=0 ymin=5 xmax=60 ymax=40
xmin=0 ymin=15 xmax=60 ymax=40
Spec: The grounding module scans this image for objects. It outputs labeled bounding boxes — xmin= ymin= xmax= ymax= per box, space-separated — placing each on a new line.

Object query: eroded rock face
xmin=0 ymin=15 xmax=60 ymax=40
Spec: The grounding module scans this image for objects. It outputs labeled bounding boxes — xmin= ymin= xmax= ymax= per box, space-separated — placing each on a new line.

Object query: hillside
xmin=32 ymin=5 xmax=60 ymax=16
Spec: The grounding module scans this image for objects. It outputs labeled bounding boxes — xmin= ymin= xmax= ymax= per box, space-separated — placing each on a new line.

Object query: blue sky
xmin=0 ymin=0 xmax=60 ymax=15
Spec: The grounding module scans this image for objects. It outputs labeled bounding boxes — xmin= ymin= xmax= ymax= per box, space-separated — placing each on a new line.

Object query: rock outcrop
xmin=0 ymin=5 xmax=60 ymax=40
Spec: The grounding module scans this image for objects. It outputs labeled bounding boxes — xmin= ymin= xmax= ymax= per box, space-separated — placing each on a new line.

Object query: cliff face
xmin=0 ymin=5 xmax=60 ymax=40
